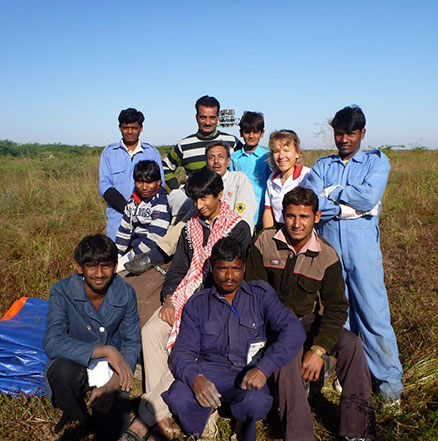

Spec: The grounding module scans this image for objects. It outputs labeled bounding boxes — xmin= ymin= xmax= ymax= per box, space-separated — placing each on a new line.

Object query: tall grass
xmin=1 ymin=148 xmax=437 ymax=440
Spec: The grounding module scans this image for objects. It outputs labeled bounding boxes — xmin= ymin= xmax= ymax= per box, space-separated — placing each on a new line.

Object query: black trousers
xmin=47 ymin=359 xmax=131 ymax=441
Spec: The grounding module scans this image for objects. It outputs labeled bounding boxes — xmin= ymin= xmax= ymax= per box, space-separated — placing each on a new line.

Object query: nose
xmin=95 ymin=265 xmax=104 ymax=278
xmin=340 ymin=134 xmax=349 ymax=143
xmin=195 ymin=199 xmax=203 ymax=210
xmin=224 ymin=268 xmax=233 ymax=279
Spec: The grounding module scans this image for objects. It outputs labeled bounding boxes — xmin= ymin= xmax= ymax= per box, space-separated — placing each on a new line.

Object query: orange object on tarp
xmin=0 ymin=296 xmax=48 ymax=396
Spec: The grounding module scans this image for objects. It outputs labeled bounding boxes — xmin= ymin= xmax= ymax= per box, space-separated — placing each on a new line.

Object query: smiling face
xmin=196 ymin=105 xmax=219 ymax=136
xmin=283 ymin=203 xmax=321 ymax=253
xmin=242 ymin=129 xmax=264 ymax=151
xmin=193 ymin=192 xmax=223 ymax=221
xmin=119 ymin=121 xmax=143 ymax=149
xmin=76 ymin=260 xmax=116 ymax=297
xmin=206 ymin=145 xmax=230 ymax=177
xmin=272 ymin=139 xmax=299 ymax=177
xmin=135 ymin=179 xmax=160 ymax=200
xmin=212 ymin=257 xmax=245 ymax=299
xmin=334 ymin=128 xmax=365 ymax=160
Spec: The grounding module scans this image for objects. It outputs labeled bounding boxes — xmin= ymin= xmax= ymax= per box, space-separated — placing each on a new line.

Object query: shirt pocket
xmin=239 ymin=315 xmax=266 ymax=341
xmin=111 ymin=167 xmax=128 ymax=185
xmin=200 ymin=320 xmax=226 ymax=352
xmin=294 ymin=276 xmax=321 ymax=316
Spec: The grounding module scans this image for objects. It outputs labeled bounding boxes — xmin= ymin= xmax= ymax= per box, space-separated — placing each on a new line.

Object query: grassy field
xmin=0 ymin=144 xmax=437 ymax=440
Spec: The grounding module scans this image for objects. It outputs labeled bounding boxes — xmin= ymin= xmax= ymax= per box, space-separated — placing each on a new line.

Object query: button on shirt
xmin=169 ymin=280 xmax=305 ymax=388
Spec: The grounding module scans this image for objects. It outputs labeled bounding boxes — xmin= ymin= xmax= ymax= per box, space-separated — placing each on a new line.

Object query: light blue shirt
xmin=230 ymin=145 xmax=271 ymax=226
xmin=99 ymin=141 xmax=164 ymax=241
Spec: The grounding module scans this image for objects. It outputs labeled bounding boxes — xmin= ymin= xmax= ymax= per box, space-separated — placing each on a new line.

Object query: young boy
xmin=230 ymin=111 xmax=271 ymax=228
xmin=116 ymin=160 xmax=171 ymax=272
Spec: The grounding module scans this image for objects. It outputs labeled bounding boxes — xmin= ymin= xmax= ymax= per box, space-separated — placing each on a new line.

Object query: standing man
xmin=305 ymin=105 xmax=403 ymax=402
xmin=99 ymin=108 xmax=164 ymax=241
xmin=162 ymin=237 xmax=306 ymax=441
xmin=162 ymin=95 xmax=242 ymax=190
xmin=44 ymin=234 xmax=141 ymax=441
xmin=246 ymin=187 xmax=377 ymax=441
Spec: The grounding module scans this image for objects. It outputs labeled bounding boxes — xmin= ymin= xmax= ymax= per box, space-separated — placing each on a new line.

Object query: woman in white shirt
xmin=263 ymin=130 xmax=310 ymax=228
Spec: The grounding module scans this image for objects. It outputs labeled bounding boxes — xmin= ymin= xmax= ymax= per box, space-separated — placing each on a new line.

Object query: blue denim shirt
xmin=169 ymin=280 xmax=305 ymax=387
xmin=43 ymin=272 xmax=141 ymax=399
xmin=99 ymin=141 xmax=164 ymax=241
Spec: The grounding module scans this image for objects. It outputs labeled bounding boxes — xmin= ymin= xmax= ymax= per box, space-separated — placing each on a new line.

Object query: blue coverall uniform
xmin=99 ymin=141 xmax=164 ymax=241
xmin=306 ymin=148 xmax=403 ymax=400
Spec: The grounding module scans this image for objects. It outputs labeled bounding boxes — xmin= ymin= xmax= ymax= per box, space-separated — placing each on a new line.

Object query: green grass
xmin=1 ymin=146 xmax=437 ymax=440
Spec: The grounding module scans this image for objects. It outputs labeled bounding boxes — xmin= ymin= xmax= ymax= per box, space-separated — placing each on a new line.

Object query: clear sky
xmin=1 ymin=0 xmax=437 ymax=149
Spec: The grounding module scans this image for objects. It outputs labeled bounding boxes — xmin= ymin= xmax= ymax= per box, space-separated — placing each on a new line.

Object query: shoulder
xmin=364 ymin=149 xmax=390 ymax=164
xmin=252 ymin=227 xmax=277 ymax=251
xmin=179 ymin=133 xmax=199 ymax=144
xmin=140 ymin=142 xmax=157 ymax=151
xmin=245 ymin=279 xmax=274 ymax=295
xmin=107 ymin=275 xmax=136 ymax=305
xmin=316 ymin=236 xmax=341 ymax=267
xmin=184 ymin=287 xmax=211 ymax=310
xmin=154 ymin=186 xmax=169 ymax=199
xmin=313 ymin=154 xmax=339 ymax=165
xmin=229 ymin=170 xmax=250 ymax=182
xmin=101 ymin=142 xmax=121 ymax=155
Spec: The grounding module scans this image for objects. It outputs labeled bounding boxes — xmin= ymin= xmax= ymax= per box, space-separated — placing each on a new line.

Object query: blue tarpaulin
xmin=0 ymin=297 xmax=48 ymax=396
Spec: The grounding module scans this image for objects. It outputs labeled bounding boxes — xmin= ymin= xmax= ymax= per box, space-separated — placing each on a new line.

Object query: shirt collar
xmin=274 ymin=228 xmax=321 ymax=255
xmin=241 ymin=145 xmax=264 ymax=157
xmin=335 ymin=149 xmax=365 ymax=164
xmin=121 ymin=139 xmax=143 ymax=157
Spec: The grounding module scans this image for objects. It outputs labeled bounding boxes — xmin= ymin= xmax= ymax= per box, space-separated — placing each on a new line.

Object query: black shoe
xmin=124 ymin=253 xmax=155 ymax=275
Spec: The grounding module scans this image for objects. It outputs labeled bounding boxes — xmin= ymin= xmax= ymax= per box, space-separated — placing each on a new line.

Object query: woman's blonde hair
xmin=267 ymin=130 xmax=303 ymax=171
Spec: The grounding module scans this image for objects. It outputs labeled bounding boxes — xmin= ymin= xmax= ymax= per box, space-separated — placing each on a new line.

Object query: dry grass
xmin=1 ymin=147 xmax=437 ymax=440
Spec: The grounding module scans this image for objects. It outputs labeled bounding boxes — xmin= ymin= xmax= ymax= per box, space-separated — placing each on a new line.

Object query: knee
xmin=48 ymin=359 xmax=81 ymax=384
xmin=164 ymin=381 xmax=198 ymax=415
xmin=142 ymin=311 xmax=167 ymax=342
xmin=235 ymin=389 xmax=273 ymax=420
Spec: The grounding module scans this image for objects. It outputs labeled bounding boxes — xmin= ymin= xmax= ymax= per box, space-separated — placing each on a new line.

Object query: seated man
xmin=43 ymin=234 xmax=141 ymax=441
xmin=115 ymin=160 xmax=171 ymax=272
xmin=125 ymin=142 xmax=257 ymax=275
xmin=121 ymin=169 xmax=252 ymax=440
xmin=162 ymin=237 xmax=306 ymax=441
xmin=245 ymin=187 xmax=377 ymax=441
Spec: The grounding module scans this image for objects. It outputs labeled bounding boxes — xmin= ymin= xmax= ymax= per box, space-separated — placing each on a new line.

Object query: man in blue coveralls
xmin=305 ymin=105 xmax=403 ymax=402
xmin=162 ymin=237 xmax=305 ymax=441
xmin=99 ymin=108 xmax=164 ymax=241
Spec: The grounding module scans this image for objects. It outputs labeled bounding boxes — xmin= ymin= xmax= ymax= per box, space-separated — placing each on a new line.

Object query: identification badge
xmin=247 ymin=340 xmax=266 ymax=366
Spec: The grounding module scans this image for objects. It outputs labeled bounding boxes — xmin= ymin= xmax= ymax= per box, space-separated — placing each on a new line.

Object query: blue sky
xmin=1 ymin=0 xmax=437 ymax=149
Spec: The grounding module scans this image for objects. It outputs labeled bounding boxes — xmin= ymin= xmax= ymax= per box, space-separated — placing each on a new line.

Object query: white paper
xmin=87 ymin=358 xmax=114 ymax=388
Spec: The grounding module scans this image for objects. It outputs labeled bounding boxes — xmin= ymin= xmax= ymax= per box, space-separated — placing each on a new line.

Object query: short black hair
xmin=133 ymin=160 xmax=161 ymax=183
xmin=330 ymin=105 xmax=366 ymax=132
xmin=74 ymin=234 xmax=118 ymax=266
xmin=205 ymin=142 xmax=231 ymax=158
xmin=185 ymin=168 xmax=224 ymax=200
xmin=282 ymin=187 xmax=319 ymax=215
xmin=210 ymin=237 xmax=246 ymax=268
xmin=239 ymin=111 xmax=265 ymax=134
xmin=195 ymin=95 xmax=220 ymax=114
xmin=118 ymin=108 xmax=145 ymax=127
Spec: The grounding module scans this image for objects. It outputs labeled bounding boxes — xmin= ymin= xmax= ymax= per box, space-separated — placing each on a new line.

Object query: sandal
xmin=118 ymin=429 xmax=142 ymax=441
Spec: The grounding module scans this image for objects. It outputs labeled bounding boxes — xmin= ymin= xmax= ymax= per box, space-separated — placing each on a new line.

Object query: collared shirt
xmin=230 ymin=145 xmax=271 ymax=225
xmin=265 ymin=165 xmax=311 ymax=224
xmin=121 ymin=139 xmax=143 ymax=158
xmin=169 ymin=280 xmax=305 ymax=387
xmin=273 ymin=228 xmax=321 ymax=255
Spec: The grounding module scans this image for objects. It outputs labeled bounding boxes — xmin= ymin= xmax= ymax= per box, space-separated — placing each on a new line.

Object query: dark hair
xmin=205 ymin=142 xmax=231 ymax=158
xmin=185 ymin=168 xmax=224 ymax=200
xmin=133 ymin=160 xmax=161 ymax=182
xmin=118 ymin=108 xmax=145 ymax=127
xmin=74 ymin=234 xmax=118 ymax=266
xmin=239 ymin=111 xmax=265 ymax=134
xmin=330 ymin=105 xmax=366 ymax=132
xmin=210 ymin=237 xmax=246 ymax=268
xmin=282 ymin=187 xmax=319 ymax=215
xmin=195 ymin=95 xmax=220 ymax=115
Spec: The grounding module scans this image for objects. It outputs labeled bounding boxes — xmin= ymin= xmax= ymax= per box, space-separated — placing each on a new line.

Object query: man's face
xmin=196 ymin=105 xmax=219 ymax=136
xmin=283 ymin=204 xmax=321 ymax=251
xmin=212 ymin=258 xmax=245 ymax=296
xmin=119 ymin=121 xmax=143 ymax=147
xmin=206 ymin=145 xmax=230 ymax=177
xmin=334 ymin=128 xmax=365 ymax=160
xmin=193 ymin=192 xmax=223 ymax=221
xmin=76 ymin=260 xmax=116 ymax=296
xmin=242 ymin=129 xmax=264 ymax=150
xmin=135 ymin=179 xmax=160 ymax=199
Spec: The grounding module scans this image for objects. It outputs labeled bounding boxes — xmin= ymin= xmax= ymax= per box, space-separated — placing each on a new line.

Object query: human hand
xmin=240 ymin=367 xmax=267 ymax=390
xmin=192 ymin=375 xmax=222 ymax=409
xmin=301 ymin=348 xmax=325 ymax=383
xmin=86 ymin=384 xmax=115 ymax=413
xmin=103 ymin=346 xmax=133 ymax=392
xmin=159 ymin=295 xmax=175 ymax=326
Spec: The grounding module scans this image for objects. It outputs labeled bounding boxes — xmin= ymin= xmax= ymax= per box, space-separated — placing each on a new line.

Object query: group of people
xmin=43 ymin=96 xmax=404 ymax=441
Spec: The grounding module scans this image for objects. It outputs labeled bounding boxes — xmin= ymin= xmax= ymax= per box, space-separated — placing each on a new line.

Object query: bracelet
xmin=310 ymin=345 xmax=328 ymax=361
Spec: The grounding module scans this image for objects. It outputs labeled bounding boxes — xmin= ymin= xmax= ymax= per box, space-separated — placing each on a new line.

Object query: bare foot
xmin=150 ymin=417 xmax=181 ymax=440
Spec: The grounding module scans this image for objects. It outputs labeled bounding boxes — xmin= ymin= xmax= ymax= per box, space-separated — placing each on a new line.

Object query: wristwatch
xmin=311 ymin=345 xmax=328 ymax=361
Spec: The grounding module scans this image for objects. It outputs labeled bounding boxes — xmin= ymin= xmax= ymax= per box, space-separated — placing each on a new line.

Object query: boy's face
xmin=193 ymin=192 xmax=223 ymax=221
xmin=241 ymin=129 xmax=264 ymax=150
xmin=334 ymin=128 xmax=365 ymax=160
xmin=135 ymin=179 xmax=160 ymax=199
xmin=76 ymin=260 xmax=116 ymax=296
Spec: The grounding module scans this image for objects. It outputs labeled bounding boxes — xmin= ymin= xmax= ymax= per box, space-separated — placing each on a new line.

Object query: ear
xmin=75 ymin=261 xmax=83 ymax=275
xmin=360 ymin=128 xmax=366 ymax=140
xmin=139 ymin=126 xmax=143 ymax=134
xmin=226 ymin=157 xmax=231 ymax=168
xmin=217 ymin=190 xmax=224 ymax=200
xmin=261 ymin=131 xmax=265 ymax=138
xmin=314 ymin=210 xmax=322 ymax=224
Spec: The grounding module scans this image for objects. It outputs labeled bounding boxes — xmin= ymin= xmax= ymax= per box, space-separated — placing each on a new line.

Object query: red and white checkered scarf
xmin=167 ymin=201 xmax=241 ymax=350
